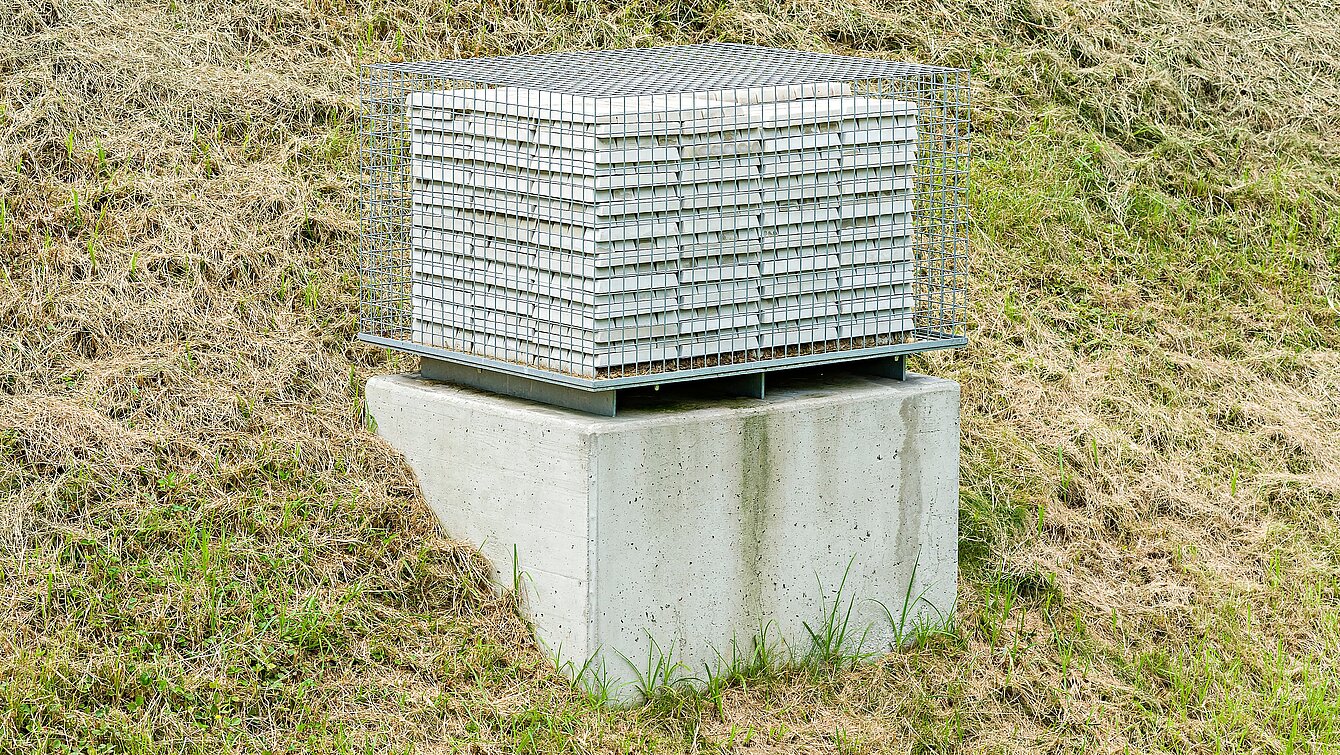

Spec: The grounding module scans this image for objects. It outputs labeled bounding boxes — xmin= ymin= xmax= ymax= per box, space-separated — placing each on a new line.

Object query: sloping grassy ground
xmin=2 ymin=0 xmax=1338 ymax=751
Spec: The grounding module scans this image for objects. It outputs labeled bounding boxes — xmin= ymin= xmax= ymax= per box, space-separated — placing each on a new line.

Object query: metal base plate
xmin=421 ymin=357 xmax=618 ymax=416
xmin=419 ymin=354 xmax=906 ymax=416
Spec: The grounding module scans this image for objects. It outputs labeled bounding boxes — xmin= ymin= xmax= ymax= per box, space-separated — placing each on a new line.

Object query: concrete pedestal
xmin=365 ymin=370 xmax=959 ymax=700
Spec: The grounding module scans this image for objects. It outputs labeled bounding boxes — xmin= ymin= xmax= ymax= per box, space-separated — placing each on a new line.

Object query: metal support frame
xmin=421 ymin=353 xmax=933 ymax=416
xmin=855 ymin=354 xmax=906 ymax=380
xmin=421 ymin=357 xmax=618 ymax=416
xmin=420 ymin=357 xmax=765 ymax=416
xmin=715 ymin=372 xmax=767 ymax=399
xmin=399 ymin=330 xmax=932 ymax=415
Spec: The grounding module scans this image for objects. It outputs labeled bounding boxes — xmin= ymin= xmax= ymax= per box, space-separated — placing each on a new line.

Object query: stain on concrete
xmin=897 ymin=396 xmax=929 ymax=612
xmin=739 ymin=411 xmax=771 ymax=621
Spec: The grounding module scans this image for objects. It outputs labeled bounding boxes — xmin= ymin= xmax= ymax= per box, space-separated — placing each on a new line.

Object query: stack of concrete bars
xmin=407 ymin=86 xmax=917 ymax=377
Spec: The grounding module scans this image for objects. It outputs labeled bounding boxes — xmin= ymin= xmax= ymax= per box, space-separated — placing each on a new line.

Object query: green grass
xmin=2 ymin=0 xmax=1338 ymax=751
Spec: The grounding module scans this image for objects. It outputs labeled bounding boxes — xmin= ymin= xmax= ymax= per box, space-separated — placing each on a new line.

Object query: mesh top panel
xmin=370 ymin=44 xmax=961 ymax=97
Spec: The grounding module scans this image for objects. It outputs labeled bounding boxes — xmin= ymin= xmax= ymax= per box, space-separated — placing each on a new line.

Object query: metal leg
xmin=716 ymin=372 xmax=766 ymax=399
xmin=421 ymin=357 xmax=617 ymax=416
xmin=856 ymin=355 xmax=906 ymax=381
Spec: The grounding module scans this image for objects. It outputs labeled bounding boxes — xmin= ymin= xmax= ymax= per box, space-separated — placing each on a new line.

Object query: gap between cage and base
xmin=413 ymin=353 xmax=906 ymax=416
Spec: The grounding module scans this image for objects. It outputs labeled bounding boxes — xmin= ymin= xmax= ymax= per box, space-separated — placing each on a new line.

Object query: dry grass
xmin=1 ymin=0 xmax=1338 ymax=752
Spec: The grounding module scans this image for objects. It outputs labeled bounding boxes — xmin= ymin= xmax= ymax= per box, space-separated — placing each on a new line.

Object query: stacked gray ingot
xmin=407 ymin=85 xmax=917 ymax=377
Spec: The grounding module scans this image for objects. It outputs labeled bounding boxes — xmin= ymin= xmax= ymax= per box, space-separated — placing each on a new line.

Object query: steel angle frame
xmin=362 ymin=330 xmax=962 ymax=414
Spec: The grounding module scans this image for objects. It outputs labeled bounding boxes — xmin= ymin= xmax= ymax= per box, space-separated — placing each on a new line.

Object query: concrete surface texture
xmin=365 ymin=370 xmax=959 ymax=700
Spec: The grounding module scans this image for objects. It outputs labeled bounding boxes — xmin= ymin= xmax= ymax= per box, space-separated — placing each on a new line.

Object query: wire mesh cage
xmin=361 ymin=44 xmax=968 ymax=390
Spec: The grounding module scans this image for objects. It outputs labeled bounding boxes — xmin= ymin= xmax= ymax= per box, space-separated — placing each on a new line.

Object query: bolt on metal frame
xmin=361 ymin=44 xmax=968 ymax=410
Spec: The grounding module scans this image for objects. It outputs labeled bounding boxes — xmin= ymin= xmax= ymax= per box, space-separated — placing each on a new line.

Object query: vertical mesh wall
xmin=362 ymin=44 xmax=968 ymax=387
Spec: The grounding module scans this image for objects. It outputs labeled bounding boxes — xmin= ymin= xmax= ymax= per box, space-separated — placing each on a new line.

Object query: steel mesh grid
xmin=361 ymin=44 xmax=968 ymax=389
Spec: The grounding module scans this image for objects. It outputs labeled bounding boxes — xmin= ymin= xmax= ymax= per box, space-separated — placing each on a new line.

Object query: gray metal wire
xmin=361 ymin=44 xmax=968 ymax=388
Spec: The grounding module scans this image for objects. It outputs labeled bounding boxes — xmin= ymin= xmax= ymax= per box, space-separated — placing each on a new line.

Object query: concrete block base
xmin=366 ymin=370 xmax=959 ymax=700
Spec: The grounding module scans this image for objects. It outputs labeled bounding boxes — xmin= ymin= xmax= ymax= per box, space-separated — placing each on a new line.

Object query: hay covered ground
xmin=1 ymin=0 xmax=1338 ymax=751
